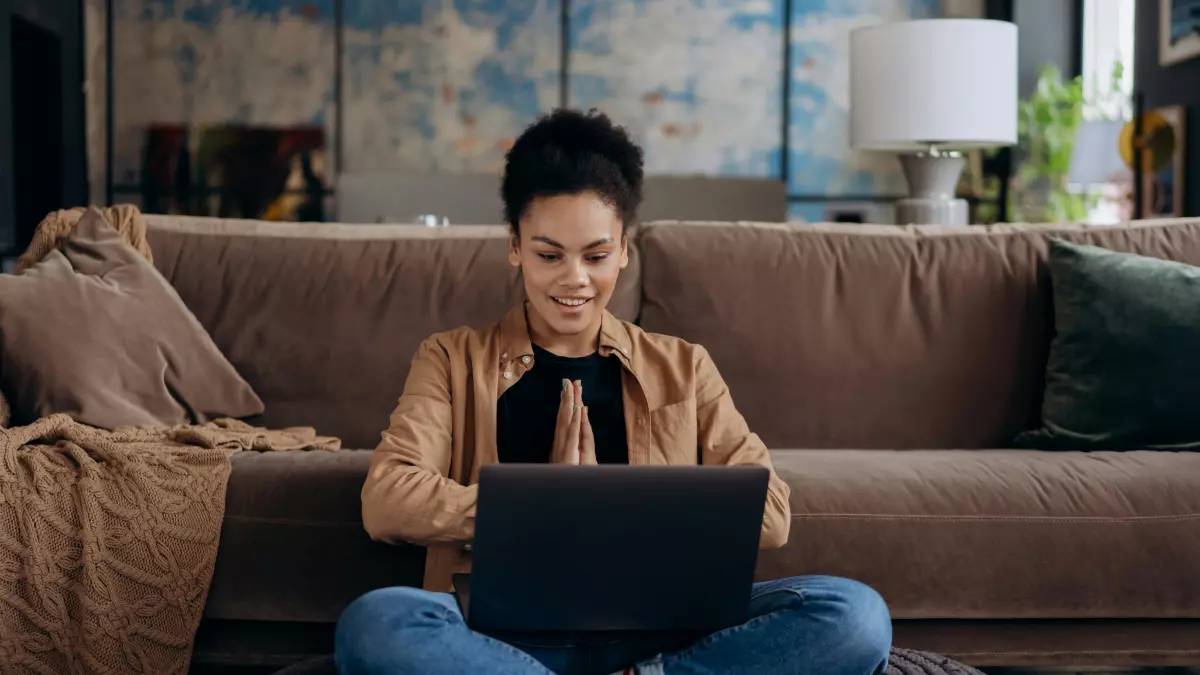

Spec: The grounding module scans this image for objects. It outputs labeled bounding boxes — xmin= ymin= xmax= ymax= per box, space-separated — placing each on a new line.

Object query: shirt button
xmin=502 ymin=371 xmax=512 ymax=379
xmin=521 ymin=355 xmax=531 ymax=364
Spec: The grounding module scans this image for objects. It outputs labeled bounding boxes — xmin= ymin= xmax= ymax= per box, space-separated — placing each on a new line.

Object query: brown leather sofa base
xmin=206 ymin=451 xmax=423 ymax=623
xmin=894 ymin=619 xmax=1200 ymax=667
xmin=190 ymin=618 xmax=1200 ymax=670
xmin=193 ymin=619 xmax=332 ymax=670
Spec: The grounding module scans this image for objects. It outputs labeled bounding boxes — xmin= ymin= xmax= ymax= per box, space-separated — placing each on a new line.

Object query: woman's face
xmin=509 ymin=191 xmax=628 ymax=341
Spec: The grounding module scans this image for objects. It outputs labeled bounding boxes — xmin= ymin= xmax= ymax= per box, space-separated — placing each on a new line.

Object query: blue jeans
xmin=334 ymin=575 xmax=891 ymax=675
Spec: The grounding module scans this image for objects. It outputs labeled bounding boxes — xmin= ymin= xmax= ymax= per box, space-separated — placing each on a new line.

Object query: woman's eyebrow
xmin=530 ymin=236 xmax=614 ymax=250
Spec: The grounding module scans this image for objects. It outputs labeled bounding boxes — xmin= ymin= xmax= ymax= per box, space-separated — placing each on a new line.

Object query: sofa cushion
xmin=146 ymin=218 xmax=642 ymax=449
xmin=636 ymin=219 xmax=1200 ymax=449
xmin=1017 ymin=239 xmax=1200 ymax=449
xmin=198 ymin=458 xmax=1200 ymax=669
xmin=757 ymin=449 xmax=1200 ymax=619
xmin=213 ymin=446 xmax=1200 ymax=625
xmin=0 ymin=208 xmax=263 ymax=428
xmin=206 ymin=450 xmax=423 ymax=623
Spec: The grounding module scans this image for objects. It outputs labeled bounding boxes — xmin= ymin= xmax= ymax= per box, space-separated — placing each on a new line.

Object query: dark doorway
xmin=11 ymin=15 xmax=64 ymax=253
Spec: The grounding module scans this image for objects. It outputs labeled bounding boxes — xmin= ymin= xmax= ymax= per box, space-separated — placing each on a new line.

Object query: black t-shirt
xmin=496 ymin=344 xmax=629 ymax=464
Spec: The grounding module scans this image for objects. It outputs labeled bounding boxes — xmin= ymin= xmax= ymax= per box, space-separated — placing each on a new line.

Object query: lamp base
xmin=895 ymin=151 xmax=968 ymax=226
xmin=895 ymin=196 xmax=968 ymax=226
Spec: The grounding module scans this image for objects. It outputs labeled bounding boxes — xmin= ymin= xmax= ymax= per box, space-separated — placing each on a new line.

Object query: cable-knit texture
xmin=12 ymin=205 xmax=152 ymax=275
xmin=885 ymin=648 xmax=986 ymax=675
xmin=0 ymin=414 xmax=339 ymax=674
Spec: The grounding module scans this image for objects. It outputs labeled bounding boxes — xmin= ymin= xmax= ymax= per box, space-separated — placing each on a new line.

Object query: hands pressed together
xmin=551 ymin=379 xmax=597 ymax=465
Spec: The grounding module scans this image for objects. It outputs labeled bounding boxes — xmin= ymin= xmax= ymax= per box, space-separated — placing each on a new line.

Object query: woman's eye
xmin=587 ymin=254 xmax=610 ymax=263
xmin=538 ymin=253 xmax=559 ymax=261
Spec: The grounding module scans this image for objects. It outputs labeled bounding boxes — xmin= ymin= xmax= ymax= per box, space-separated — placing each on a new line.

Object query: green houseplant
xmin=968 ymin=62 xmax=1127 ymax=224
xmin=1008 ymin=64 xmax=1089 ymax=223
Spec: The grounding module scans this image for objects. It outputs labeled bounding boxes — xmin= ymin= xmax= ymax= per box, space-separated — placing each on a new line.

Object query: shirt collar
xmin=498 ymin=304 xmax=534 ymax=364
xmin=598 ymin=309 xmax=633 ymax=364
xmin=498 ymin=303 xmax=632 ymax=366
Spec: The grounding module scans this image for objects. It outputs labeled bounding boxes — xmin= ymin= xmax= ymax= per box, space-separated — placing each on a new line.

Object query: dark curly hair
xmin=501 ymin=108 xmax=644 ymax=234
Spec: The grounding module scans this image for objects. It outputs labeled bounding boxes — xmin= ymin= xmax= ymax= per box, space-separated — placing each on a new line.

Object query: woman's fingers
xmin=551 ymin=380 xmax=591 ymax=465
xmin=558 ymin=378 xmax=573 ymax=425
xmin=567 ymin=380 xmax=583 ymax=461
xmin=580 ymin=404 xmax=597 ymax=465
xmin=551 ymin=378 xmax=576 ymax=464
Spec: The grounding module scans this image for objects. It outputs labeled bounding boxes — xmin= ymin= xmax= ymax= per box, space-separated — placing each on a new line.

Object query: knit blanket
xmin=0 ymin=414 xmax=339 ymax=674
xmin=12 ymin=205 xmax=153 ymax=276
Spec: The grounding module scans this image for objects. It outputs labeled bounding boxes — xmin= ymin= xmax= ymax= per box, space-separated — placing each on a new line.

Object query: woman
xmin=336 ymin=109 xmax=891 ymax=675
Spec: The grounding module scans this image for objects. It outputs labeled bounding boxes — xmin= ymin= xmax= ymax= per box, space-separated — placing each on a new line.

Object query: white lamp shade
xmin=850 ymin=19 xmax=1018 ymax=151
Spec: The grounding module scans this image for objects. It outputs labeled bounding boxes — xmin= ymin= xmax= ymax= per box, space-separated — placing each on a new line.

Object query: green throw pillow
xmin=1016 ymin=239 xmax=1200 ymax=450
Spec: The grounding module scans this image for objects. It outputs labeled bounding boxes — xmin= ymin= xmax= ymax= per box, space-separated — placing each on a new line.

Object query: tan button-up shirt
xmin=362 ymin=304 xmax=791 ymax=591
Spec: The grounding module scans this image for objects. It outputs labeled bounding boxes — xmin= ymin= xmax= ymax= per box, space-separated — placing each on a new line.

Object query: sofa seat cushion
xmin=205 ymin=450 xmax=423 ymax=623
xmin=759 ymin=449 xmax=1200 ymax=620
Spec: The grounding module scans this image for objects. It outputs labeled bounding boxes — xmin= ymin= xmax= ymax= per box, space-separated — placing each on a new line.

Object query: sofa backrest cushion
xmin=146 ymin=216 xmax=641 ymax=448
xmin=636 ymin=219 xmax=1200 ymax=449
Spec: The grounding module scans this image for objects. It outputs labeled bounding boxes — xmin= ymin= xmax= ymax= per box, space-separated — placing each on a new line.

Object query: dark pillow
xmin=1016 ymin=238 xmax=1200 ymax=450
xmin=0 ymin=207 xmax=263 ymax=428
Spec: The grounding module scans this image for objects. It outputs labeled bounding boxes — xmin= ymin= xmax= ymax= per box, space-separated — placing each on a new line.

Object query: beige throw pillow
xmin=0 ymin=207 xmax=263 ymax=428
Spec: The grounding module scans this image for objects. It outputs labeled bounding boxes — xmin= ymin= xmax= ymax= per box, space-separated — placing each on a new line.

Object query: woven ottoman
xmin=886 ymin=648 xmax=985 ymax=675
xmin=271 ymin=648 xmax=985 ymax=674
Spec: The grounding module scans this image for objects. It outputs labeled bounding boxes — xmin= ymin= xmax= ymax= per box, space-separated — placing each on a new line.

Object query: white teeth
xmin=553 ymin=297 xmax=588 ymax=307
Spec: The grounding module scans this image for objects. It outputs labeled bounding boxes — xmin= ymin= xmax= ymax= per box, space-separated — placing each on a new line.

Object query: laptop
xmin=453 ymin=464 xmax=769 ymax=633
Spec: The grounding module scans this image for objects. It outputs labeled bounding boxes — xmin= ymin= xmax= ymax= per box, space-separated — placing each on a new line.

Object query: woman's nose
xmin=560 ymin=258 xmax=588 ymax=286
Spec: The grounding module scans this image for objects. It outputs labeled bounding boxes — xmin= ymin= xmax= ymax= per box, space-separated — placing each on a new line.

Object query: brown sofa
xmin=142 ymin=215 xmax=1200 ymax=671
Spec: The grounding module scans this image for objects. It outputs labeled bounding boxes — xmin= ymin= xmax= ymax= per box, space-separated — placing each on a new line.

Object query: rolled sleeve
xmin=361 ymin=338 xmax=477 ymax=545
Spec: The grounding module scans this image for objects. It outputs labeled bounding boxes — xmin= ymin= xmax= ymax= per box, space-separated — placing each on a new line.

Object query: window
xmin=1077 ymin=0 xmax=1136 ymax=223
xmin=1081 ymin=0 xmax=1135 ymax=121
